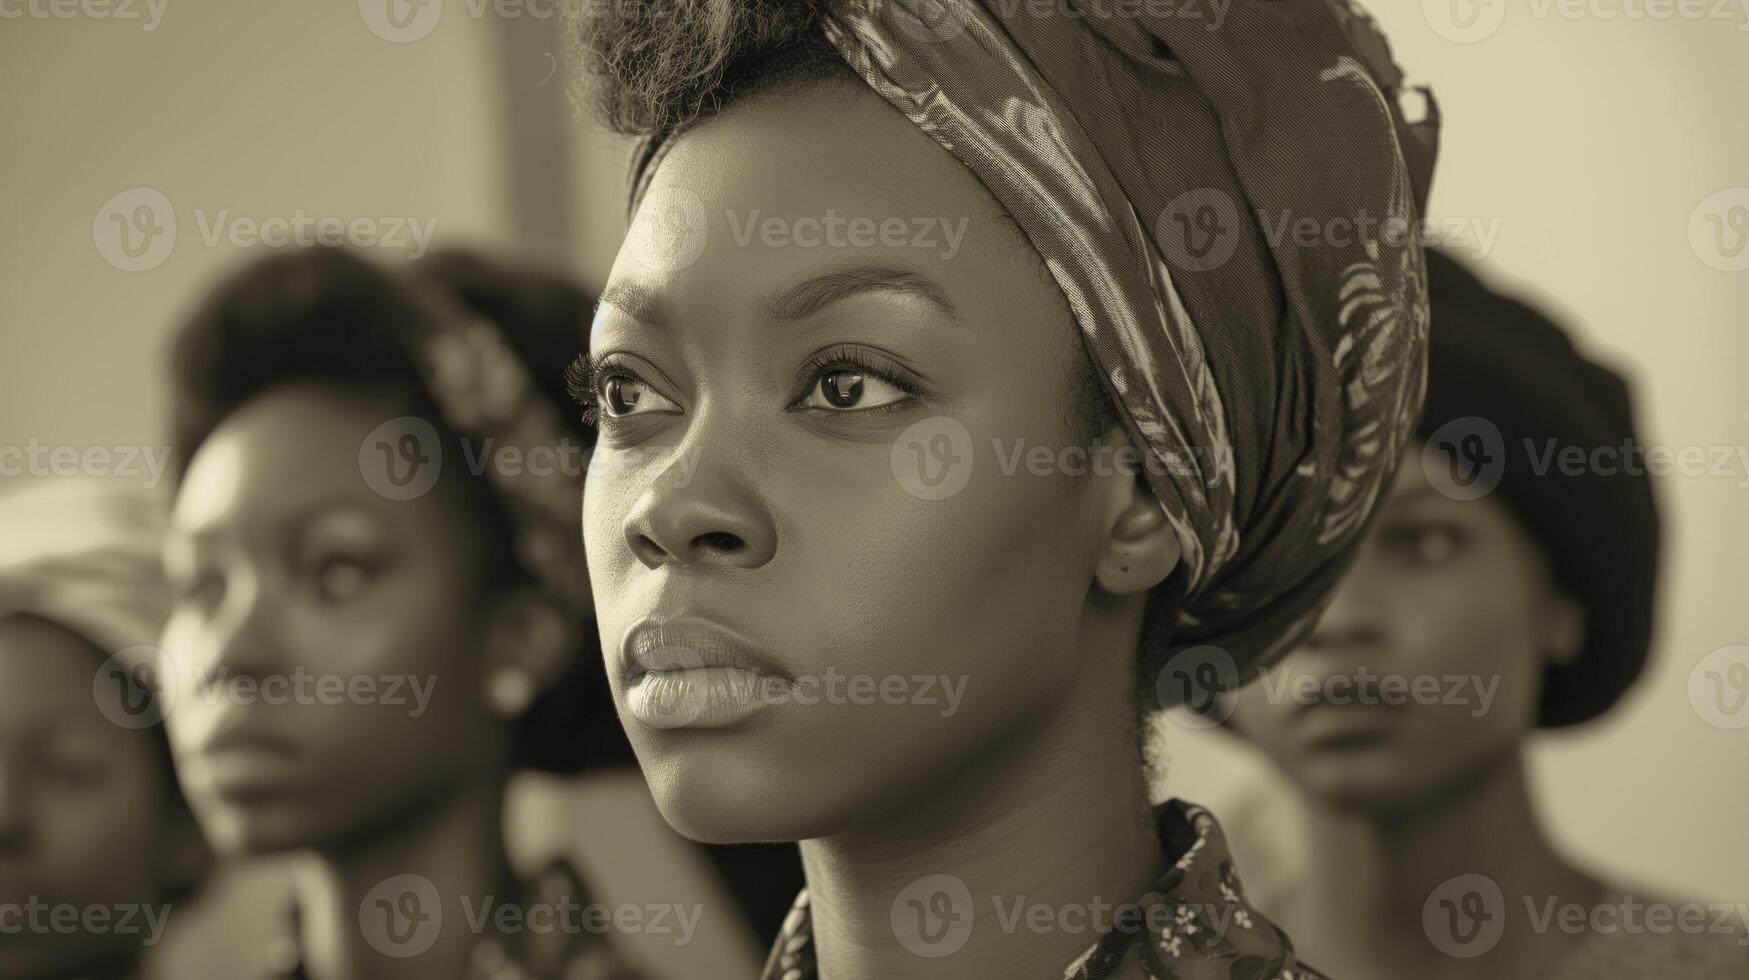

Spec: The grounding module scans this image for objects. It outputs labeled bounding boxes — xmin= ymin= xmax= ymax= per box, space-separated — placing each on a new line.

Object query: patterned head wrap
xmin=630 ymin=0 xmax=1439 ymax=694
xmin=410 ymin=302 xmax=594 ymax=619
xmin=0 ymin=478 xmax=170 ymax=665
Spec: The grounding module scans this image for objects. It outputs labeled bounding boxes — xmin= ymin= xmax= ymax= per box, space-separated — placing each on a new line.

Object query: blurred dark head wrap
xmin=630 ymin=0 xmax=1440 ymax=694
xmin=1420 ymin=249 xmax=1660 ymax=727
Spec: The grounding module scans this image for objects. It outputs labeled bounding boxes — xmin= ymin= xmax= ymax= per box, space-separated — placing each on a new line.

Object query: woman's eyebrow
xmin=597 ymin=267 xmax=965 ymax=330
xmin=598 ymin=281 xmax=665 ymax=330
xmin=766 ymin=267 xmax=964 ymax=325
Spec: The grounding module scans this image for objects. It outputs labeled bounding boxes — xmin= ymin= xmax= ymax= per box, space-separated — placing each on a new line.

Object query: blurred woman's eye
xmin=312 ymin=555 xmax=375 ymax=602
xmin=175 ymin=569 xmax=226 ymax=614
xmin=1378 ymin=521 xmax=1465 ymax=567
xmin=36 ymin=744 xmax=107 ymax=792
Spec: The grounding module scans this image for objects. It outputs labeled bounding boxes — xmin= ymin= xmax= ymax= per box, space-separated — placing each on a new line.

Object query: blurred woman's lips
xmin=622 ymin=618 xmax=790 ymax=731
xmin=192 ymin=721 xmax=301 ymax=798
xmin=1289 ymin=697 xmax=1404 ymax=750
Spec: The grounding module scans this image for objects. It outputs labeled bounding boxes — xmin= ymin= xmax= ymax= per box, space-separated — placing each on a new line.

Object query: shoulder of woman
xmin=1550 ymin=884 xmax=1749 ymax=980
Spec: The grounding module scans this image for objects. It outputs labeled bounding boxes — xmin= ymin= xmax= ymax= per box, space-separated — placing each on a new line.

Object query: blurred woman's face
xmin=161 ymin=384 xmax=508 ymax=854
xmin=1231 ymin=441 xmax=1578 ymax=813
xmin=0 ymin=617 xmax=181 ymax=980
xmin=584 ymin=81 xmax=1128 ymax=843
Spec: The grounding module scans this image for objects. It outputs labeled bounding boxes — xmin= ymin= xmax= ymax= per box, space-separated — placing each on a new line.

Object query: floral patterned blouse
xmin=759 ymin=799 xmax=1326 ymax=980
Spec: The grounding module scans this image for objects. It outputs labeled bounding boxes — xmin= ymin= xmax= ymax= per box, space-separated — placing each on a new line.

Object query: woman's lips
xmin=1290 ymin=696 xmax=1404 ymax=749
xmin=190 ymin=722 xmax=301 ymax=799
xmin=622 ymin=618 xmax=790 ymax=730
xmin=196 ymin=743 xmax=302 ymax=799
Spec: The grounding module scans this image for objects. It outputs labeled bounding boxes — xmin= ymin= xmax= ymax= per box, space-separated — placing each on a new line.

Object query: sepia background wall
xmin=2 ymin=0 xmax=1745 ymax=927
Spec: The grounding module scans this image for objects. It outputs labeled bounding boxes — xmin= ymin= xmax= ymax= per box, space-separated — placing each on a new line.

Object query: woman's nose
xmin=1302 ymin=561 xmax=1389 ymax=655
xmin=176 ymin=570 xmax=280 ymax=680
xmin=622 ymin=451 xmax=776 ymax=571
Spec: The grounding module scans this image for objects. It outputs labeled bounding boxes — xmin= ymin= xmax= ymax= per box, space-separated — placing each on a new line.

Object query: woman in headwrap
xmin=0 ymin=478 xmax=210 ymax=980
xmin=1218 ymin=249 xmax=1748 ymax=979
xmin=158 ymin=245 xmax=801 ymax=980
xmin=570 ymin=1 xmax=1436 ymax=976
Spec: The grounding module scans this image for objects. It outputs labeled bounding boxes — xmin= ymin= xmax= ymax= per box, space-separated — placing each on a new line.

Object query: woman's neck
xmin=294 ymin=781 xmax=516 ymax=980
xmin=1283 ymin=750 xmax=1601 ymax=980
xmin=800 ymin=683 xmax=1165 ymax=980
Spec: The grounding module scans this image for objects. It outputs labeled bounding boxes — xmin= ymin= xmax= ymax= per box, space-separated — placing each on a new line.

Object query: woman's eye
xmin=177 ymin=571 xmax=225 ymax=612
xmin=599 ymin=374 xmax=681 ymax=418
xmin=1382 ymin=523 xmax=1463 ymax=566
xmin=800 ymin=368 xmax=910 ymax=412
xmin=314 ymin=557 xmax=373 ymax=602
xmin=38 ymin=748 xmax=106 ymax=791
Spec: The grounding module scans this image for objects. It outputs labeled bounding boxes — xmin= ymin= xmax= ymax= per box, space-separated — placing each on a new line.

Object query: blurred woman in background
xmin=157 ymin=245 xmax=799 ymax=980
xmin=1223 ymin=250 xmax=1747 ymax=979
xmin=0 ymin=478 xmax=210 ymax=980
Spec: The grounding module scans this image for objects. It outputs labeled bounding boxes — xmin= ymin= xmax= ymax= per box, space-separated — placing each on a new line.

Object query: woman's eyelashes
xmin=570 ymin=344 xmax=926 ymax=432
xmin=789 ymin=345 xmax=922 ymax=416
xmin=566 ymin=352 xmax=682 ymax=428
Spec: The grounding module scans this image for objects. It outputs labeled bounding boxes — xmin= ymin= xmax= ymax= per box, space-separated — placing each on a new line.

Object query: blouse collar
xmin=760 ymin=799 xmax=1326 ymax=980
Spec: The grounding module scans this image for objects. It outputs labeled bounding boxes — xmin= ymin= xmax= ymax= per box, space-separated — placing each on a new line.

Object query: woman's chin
xmin=648 ymin=769 xmax=835 ymax=846
xmin=1291 ymin=753 xmax=1455 ymax=816
xmin=192 ymin=796 xmax=358 ymax=857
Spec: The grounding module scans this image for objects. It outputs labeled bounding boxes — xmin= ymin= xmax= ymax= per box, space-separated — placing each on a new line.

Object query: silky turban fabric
xmin=629 ymin=0 xmax=1439 ymax=698
xmin=0 ymin=478 xmax=170 ymax=667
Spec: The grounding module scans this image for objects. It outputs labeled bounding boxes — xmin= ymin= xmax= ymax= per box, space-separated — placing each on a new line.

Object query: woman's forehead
xmin=640 ymin=80 xmax=1014 ymax=252
xmin=606 ymin=88 xmax=1055 ymax=349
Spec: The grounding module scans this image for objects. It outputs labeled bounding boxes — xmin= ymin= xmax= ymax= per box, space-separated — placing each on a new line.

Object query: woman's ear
xmin=1094 ymin=470 xmax=1182 ymax=596
xmin=482 ymin=588 xmax=580 ymax=718
xmin=1544 ymin=592 xmax=1586 ymax=668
